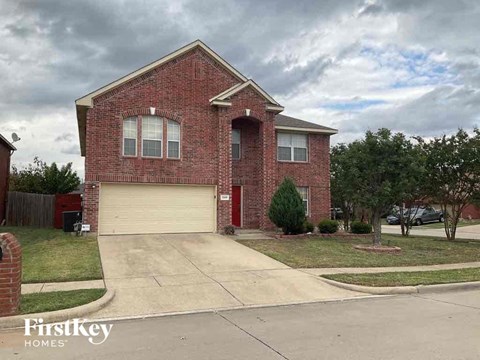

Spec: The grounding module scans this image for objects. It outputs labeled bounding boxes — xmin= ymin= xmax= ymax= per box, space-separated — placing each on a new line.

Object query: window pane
xmin=294 ymin=147 xmax=307 ymax=161
xmin=168 ymin=141 xmax=180 ymax=158
xmin=124 ymin=138 xmax=136 ymax=156
xmin=143 ymin=139 xmax=162 ymax=157
xmin=232 ymin=144 xmax=240 ymax=160
xmin=232 ymin=129 xmax=241 ymax=144
xmin=292 ymin=134 xmax=307 ymax=148
xmin=278 ymin=133 xmax=291 ymax=147
xmin=123 ymin=117 xmax=137 ymax=139
xmin=278 ymin=147 xmax=291 ymax=161
xmin=303 ymin=200 xmax=308 ymax=213
xmin=168 ymin=120 xmax=180 ymax=141
xmin=142 ymin=116 xmax=162 ymax=140
xmin=296 ymin=187 xmax=308 ymax=214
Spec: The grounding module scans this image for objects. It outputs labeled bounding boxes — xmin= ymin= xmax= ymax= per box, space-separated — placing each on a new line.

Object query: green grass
xmin=422 ymin=220 xmax=480 ymax=229
xmin=238 ymin=234 xmax=480 ymax=268
xmin=20 ymin=289 xmax=106 ymax=315
xmin=323 ymin=268 xmax=480 ymax=287
xmin=1 ymin=226 xmax=103 ymax=283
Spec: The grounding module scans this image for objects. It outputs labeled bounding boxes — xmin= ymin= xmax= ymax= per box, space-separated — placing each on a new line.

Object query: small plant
xmin=224 ymin=225 xmax=235 ymax=235
xmin=318 ymin=219 xmax=339 ymax=234
xmin=268 ymin=178 xmax=306 ymax=234
xmin=304 ymin=220 xmax=314 ymax=233
xmin=351 ymin=221 xmax=372 ymax=234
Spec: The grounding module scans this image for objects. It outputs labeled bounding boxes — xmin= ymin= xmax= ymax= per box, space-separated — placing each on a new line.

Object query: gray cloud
xmin=55 ymin=133 xmax=74 ymax=142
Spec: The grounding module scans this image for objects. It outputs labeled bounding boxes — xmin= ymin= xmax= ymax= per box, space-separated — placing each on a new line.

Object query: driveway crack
xmin=165 ymin=239 xmax=245 ymax=306
xmin=216 ymin=312 xmax=290 ymax=360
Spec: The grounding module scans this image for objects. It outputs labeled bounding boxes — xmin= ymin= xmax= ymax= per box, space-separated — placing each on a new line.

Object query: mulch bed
xmin=353 ymin=244 xmax=402 ymax=254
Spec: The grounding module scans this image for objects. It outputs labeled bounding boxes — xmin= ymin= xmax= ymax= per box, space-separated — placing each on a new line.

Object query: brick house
xmin=0 ymin=134 xmax=16 ymax=224
xmin=76 ymin=40 xmax=337 ymax=235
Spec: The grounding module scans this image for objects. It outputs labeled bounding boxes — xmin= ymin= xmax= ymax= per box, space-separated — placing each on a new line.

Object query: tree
xmin=418 ymin=129 xmax=480 ymax=240
xmin=10 ymin=157 xmax=81 ymax=195
xmin=268 ymin=177 xmax=305 ymax=234
xmin=342 ymin=129 xmax=420 ymax=246
xmin=331 ymin=144 xmax=357 ymax=231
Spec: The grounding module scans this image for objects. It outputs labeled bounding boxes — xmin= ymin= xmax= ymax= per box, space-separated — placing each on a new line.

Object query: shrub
xmin=223 ymin=225 xmax=235 ymax=235
xmin=304 ymin=220 xmax=315 ymax=233
xmin=351 ymin=221 xmax=372 ymax=234
xmin=268 ymin=178 xmax=306 ymax=234
xmin=318 ymin=219 xmax=339 ymax=234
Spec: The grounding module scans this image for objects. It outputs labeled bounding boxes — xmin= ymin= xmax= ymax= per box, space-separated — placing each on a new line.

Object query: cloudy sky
xmin=1 ymin=0 xmax=479 ymax=179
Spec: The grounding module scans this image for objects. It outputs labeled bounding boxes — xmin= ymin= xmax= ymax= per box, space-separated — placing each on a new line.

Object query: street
xmin=1 ymin=290 xmax=479 ymax=359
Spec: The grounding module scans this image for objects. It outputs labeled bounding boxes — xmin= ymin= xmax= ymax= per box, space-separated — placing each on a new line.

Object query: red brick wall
xmin=0 ymin=233 xmax=21 ymax=317
xmin=462 ymin=204 xmax=480 ymax=219
xmin=276 ymin=133 xmax=331 ymax=225
xmin=0 ymin=144 xmax=10 ymax=223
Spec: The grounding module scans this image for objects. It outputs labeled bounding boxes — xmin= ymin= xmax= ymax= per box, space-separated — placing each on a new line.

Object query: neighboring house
xmin=0 ymin=134 xmax=16 ymax=224
xmin=75 ymin=40 xmax=337 ymax=235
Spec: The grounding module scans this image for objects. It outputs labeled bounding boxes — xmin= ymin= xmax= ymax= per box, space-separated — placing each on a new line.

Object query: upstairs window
xmin=123 ymin=117 xmax=137 ymax=156
xmin=167 ymin=120 xmax=180 ymax=158
xmin=232 ymin=129 xmax=241 ymax=160
xmin=142 ymin=116 xmax=163 ymax=157
xmin=297 ymin=187 xmax=309 ymax=215
xmin=277 ymin=133 xmax=308 ymax=162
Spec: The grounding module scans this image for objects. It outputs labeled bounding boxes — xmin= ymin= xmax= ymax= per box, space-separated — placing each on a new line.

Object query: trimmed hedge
xmin=304 ymin=221 xmax=315 ymax=233
xmin=318 ymin=219 xmax=339 ymax=234
xmin=351 ymin=221 xmax=372 ymax=234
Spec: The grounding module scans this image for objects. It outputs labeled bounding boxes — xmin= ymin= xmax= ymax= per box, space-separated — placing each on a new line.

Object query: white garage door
xmin=98 ymin=183 xmax=216 ymax=235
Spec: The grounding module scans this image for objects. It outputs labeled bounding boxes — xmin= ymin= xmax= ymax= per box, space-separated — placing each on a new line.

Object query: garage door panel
xmin=99 ymin=184 xmax=216 ymax=235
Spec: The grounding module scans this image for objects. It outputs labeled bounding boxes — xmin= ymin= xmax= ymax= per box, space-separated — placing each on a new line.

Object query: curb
xmin=320 ymin=277 xmax=480 ymax=295
xmin=0 ymin=289 xmax=115 ymax=330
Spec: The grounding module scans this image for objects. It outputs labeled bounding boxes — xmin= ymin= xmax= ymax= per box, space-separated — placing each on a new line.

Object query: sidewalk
xmin=300 ymin=261 xmax=480 ymax=276
xmin=382 ymin=224 xmax=480 ymax=240
xmin=21 ymin=280 xmax=105 ymax=294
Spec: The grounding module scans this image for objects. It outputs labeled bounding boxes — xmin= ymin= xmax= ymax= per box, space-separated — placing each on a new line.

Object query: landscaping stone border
xmin=0 ymin=289 xmax=115 ymax=329
xmin=273 ymin=232 xmax=373 ymax=240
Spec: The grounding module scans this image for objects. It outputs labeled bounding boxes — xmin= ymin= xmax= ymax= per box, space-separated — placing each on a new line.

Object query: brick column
xmin=260 ymin=117 xmax=277 ymax=230
xmin=83 ymin=181 xmax=100 ymax=232
xmin=0 ymin=233 xmax=21 ymax=317
xmin=217 ymin=108 xmax=232 ymax=231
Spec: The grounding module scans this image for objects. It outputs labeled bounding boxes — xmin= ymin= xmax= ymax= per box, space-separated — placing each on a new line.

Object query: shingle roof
xmin=274 ymin=114 xmax=337 ymax=134
xmin=0 ymin=133 xmax=16 ymax=151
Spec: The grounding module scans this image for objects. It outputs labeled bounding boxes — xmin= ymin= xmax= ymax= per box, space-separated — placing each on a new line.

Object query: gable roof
xmin=209 ymin=79 xmax=282 ymax=107
xmin=76 ymin=40 xmax=247 ymax=108
xmin=274 ymin=114 xmax=338 ymax=134
xmin=0 ymin=133 xmax=16 ymax=151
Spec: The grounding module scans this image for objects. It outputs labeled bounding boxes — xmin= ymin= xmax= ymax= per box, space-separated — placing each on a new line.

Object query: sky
xmin=1 ymin=0 xmax=479 ymax=179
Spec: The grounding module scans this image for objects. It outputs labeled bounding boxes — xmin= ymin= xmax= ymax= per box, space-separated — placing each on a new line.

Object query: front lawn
xmin=323 ymin=268 xmax=480 ymax=287
xmin=238 ymin=234 xmax=480 ymax=268
xmin=1 ymin=226 xmax=103 ymax=283
xmin=20 ymin=289 xmax=106 ymax=314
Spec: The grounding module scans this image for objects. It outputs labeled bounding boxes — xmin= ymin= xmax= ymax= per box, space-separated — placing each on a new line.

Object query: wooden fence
xmin=6 ymin=191 xmax=55 ymax=227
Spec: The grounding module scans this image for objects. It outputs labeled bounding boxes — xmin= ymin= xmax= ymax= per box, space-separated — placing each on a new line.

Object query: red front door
xmin=232 ymin=186 xmax=242 ymax=227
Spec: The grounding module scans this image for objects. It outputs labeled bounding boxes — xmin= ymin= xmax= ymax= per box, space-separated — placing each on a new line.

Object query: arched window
xmin=167 ymin=120 xmax=180 ymax=158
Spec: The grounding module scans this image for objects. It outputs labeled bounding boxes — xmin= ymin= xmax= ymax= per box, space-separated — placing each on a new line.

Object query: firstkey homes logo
xmin=24 ymin=318 xmax=113 ymax=348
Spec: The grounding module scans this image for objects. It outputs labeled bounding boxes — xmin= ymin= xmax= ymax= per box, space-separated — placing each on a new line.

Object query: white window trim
xmin=142 ymin=116 xmax=163 ymax=158
xmin=297 ymin=186 xmax=309 ymax=216
xmin=167 ymin=120 xmax=181 ymax=159
xmin=232 ymin=129 xmax=241 ymax=160
xmin=277 ymin=132 xmax=308 ymax=162
xmin=123 ymin=117 xmax=137 ymax=157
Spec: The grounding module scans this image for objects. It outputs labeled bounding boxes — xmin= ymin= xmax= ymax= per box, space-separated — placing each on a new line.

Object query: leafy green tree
xmin=341 ymin=129 xmax=420 ymax=246
xmin=269 ymin=177 xmax=305 ymax=234
xmin=10 ymin=157 xmax=81 ymax=195
xmin=418 ymin=129 xmax=480 ymax=240
xmin=331 ymin=144 xmax=357 ymax=231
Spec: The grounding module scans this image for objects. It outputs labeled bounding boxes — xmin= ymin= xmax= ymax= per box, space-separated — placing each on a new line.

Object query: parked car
xmin=387 ymin=207 xmax=444 ymax=226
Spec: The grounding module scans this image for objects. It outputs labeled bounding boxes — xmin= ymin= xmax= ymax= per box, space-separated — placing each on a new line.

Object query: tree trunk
xmin=372 ymin=210 xmax=382 ymax=246
xmin=399 ymin=206 xmax=406 ymax=236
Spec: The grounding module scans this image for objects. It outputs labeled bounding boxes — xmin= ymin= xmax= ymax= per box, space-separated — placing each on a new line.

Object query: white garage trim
xmin=98 ymin=183 xmax=217 ymax=235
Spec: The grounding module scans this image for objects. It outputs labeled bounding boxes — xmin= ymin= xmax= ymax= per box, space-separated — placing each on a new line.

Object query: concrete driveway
xmin=92 ymin=233 xmax=362 ymax=319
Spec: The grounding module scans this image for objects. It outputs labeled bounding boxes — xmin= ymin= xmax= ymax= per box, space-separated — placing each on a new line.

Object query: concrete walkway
xmin=382 ymin=224 xmax=480 ymax=240
xmin=89 ymin=233 xmax=363 ymax=319
xmin=21 ymin=280 xmax=105 ymax=294
xmin=300 ymin=261 xmax=480 ymax=276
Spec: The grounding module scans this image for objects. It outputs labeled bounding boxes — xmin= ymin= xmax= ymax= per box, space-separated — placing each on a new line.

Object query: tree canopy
xmin=10 ymin=157 xmax=81 ymax=195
